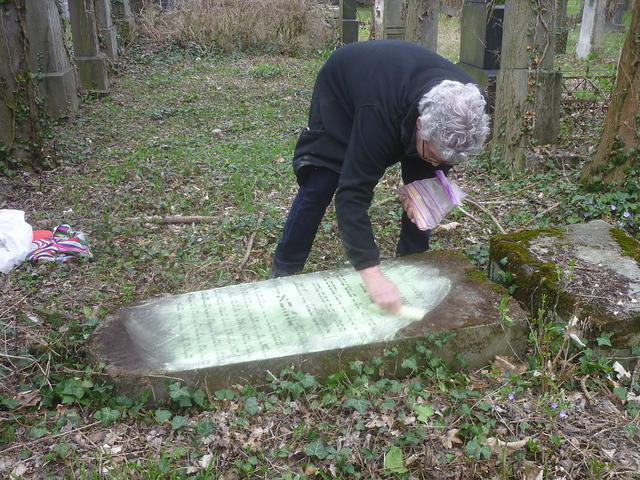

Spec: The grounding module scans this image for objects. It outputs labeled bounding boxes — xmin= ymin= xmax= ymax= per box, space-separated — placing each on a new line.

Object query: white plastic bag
xmin=397 ymin=170 xmax=467 ymax=231
xmin=0 ymin=209 xmax=33 ymax=274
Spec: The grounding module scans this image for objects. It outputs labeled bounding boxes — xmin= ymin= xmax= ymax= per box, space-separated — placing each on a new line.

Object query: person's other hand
xmin=358 ymin=265 xmax=401 ymax=314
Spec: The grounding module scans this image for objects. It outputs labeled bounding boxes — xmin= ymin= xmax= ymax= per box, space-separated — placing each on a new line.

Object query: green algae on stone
xmin=489 ymin=228 xmax=577 ymax=318
xmin=611 ymin=228 xmax=640 ymax=264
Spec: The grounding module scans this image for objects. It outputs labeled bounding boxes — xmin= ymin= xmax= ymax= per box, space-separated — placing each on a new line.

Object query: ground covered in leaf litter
xmin=1 ymin=39 xmax=639 ymax=478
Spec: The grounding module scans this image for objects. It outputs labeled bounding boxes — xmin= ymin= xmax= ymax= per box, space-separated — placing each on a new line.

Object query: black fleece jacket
xmin=292 ymin=40 xmax=479 ymax=271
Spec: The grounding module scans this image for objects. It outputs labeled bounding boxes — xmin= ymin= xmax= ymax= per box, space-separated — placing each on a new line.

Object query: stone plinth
xmin=490 ymin=221 xmax=640 ymax=356
xmin=25 ymin=0 xmax=79 ymax=118
xmin=91 ymin=252 xmax=528 ymax=400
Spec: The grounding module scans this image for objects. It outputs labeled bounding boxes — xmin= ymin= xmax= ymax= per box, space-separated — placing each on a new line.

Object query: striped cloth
xmin=397 ymin=170 xmax=466 ymax=231
xmin=27 ymin=224 xmax=92 ymax=263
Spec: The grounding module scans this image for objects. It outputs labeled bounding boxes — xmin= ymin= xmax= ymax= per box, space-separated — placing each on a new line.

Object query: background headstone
xmin=554 ymin=0 xmax=569 ymax=54
xmin=404 ymin=0 xmax=439 ymax=51
xmin=577 ymin=0 xmax=606 ymax=58
xmin=68 ymin=0 xmax=110 ymax=92
xmin=457 ymin=0 xmax=504 ymax=108
xmin=340 ymin=0 xmax=359 ymax=43
xmin=25 ymin=0 xmax=79 ymax=118
xmin=608 ymin=0 xmax=627 ymax=30
xmin=111 ymin=0 xmax=137 ymax=43
xmin=94 ymin=0 xmax=119 ymax=59
xmin=0 ymin=2 xmax=44 ymax=167
xmin=381 ymin=0 xmax=406 ymax=39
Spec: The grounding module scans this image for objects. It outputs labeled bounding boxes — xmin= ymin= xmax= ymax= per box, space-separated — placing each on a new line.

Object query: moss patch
xmin=489 ymin=228 xmax=577 ymax=318
xmin=611 ymin=228 xmax=640 ymax=264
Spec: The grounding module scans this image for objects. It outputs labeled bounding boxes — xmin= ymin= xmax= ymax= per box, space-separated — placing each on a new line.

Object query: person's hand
xmin=358 ymin=265 xmax=401 ymax=314
xmin=401 ymin=197 xmax=416 ymax=225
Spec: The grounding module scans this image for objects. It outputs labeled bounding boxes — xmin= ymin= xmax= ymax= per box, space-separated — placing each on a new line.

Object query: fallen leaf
xmin=441 ymin=429 xmax=463 ymax=449
xmin=304 ymin=465 xmax=318 ymax=475
xmin=492 ymin=355 xmax=527 ymax=374
xmin=486 ymin=436 xmax=529 ymax=455
xmin=199 ymin=453 xmax=214 ymax=469
xmin=433 ymin=222 xmax=461 ymax=235
xmin=602 ymin=448 xmax=616 ymax=459
xmin=15 ymin=390 xmax=41 ymax=408
xmin=521 ymin=461 xmax=543 ymax=480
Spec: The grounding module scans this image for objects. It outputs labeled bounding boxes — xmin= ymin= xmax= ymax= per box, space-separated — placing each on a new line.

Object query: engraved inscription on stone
xmin=123 ymin=262 xmax=451 ymax=372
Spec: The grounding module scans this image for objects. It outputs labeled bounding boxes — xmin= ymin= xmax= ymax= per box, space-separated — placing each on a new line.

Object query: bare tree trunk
xmin=580 ymin=0 xmax=639 ymax=185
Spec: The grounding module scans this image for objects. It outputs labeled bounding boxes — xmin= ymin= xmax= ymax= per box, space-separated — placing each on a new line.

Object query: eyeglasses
xmin=419 ymin=140 xmax=463 ymax=166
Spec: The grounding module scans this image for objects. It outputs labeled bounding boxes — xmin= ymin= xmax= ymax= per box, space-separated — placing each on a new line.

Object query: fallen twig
xmin=456 ymin=206 xmax=481 ymax=224
xmin=580 ymin=375 xmax=593 ymax=403
xmin=236 ymin=213 xmax=265 ymax=275
xmin=0 ymin=421 xmax=102 ymax=454
xmin=464 ymin=197 xmax=506 ymax=234
xmin=125 ymin=215 xmax=220 ymax=225
xmin=524 ymin=202 xmax=561 ymax=227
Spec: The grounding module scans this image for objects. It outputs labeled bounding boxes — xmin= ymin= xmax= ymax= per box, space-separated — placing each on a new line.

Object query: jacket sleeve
xmin=335 ymin=105 xmax=400 ymax=270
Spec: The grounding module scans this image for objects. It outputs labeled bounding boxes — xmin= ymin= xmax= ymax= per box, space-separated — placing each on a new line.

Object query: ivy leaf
xmin=243 ymin=396 xmax=260 ymax=415
xmin=383 ymin=446 xmax=408 ymax=473
xmin=171 ymin=415 xmax=189 ymax=431
xmin=214 ymin=389 xmax=235 ymax=400
xmin=613 ymin=387 xmax=628 ymax=402
xmin=464 ymin=439 xmax=491 ymax=459
xmin=94 ymin=407 xmax=121 ymax=426
xmin=29 ymin=426 xmax=47 ymax=439
xmin=168 ymin=383 xmax=192 ymax=407
xmin=196 ymin=420 xmax=214 ymax=437
xmin=413 ymin=403 xmax=435 ymax=422
xmin=596 ymin=332 xmax=613 ymax=347
xmin=401 ymin=356 xmax=418 ymax=370
xmin=154 ymin=409 xmax=172 ymax=423
xmin=191 ymin=389 xmax=206 ymax=407
xmin=344 ymin=398 xmax=371 ymax=414
xmin=304 ymin=439 xmax=330 ymax=459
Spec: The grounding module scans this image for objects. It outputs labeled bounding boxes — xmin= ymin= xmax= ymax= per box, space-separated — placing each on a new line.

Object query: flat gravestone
xmin=91 ymin=252 xmax=528 ymax=398
xmin=489 ymin=220 xmax=640 ymax=356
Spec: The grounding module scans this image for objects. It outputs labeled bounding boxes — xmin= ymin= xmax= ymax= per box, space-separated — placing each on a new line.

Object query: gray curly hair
xmin=417 ymin=80 xmax=490 ymax=163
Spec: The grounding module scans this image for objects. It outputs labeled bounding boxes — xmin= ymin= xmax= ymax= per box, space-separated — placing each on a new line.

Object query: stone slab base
xmin=90 ymin=251 xmax=528 ymax=401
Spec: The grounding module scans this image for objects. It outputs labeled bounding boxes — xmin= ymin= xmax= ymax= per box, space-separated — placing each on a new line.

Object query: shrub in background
xmin=138 ymin=0 xmax=337 ymax=53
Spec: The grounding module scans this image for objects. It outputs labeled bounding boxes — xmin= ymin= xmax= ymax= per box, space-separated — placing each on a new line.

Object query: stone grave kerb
xmin=90 ymin=251 xmax=528 ymax=402
xmin=489 ymin=220 xmax=640 ymax=363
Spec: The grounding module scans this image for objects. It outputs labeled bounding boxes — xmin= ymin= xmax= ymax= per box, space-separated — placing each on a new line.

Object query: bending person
xmin=271 ymin=40 xmax=490 ymax=314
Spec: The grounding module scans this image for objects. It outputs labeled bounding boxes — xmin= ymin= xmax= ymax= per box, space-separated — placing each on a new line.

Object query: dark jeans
xmin=273 ymin=162 xmax=434 ymax=274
